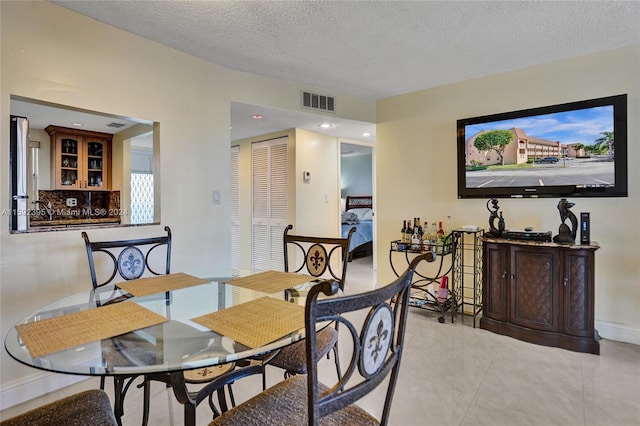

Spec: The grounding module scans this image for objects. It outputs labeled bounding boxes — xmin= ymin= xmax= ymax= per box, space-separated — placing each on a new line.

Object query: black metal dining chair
xmin=208 ymin=253 xmax=428 ymax=425
xmin=267 ymin=224 xmax=355 ymax=380
xmin=81 ymin=226 xmax=236 ymax=425
xmin=0 ymin=389 xmax=117 ymax=426
xmin=82 ymin=226 xmax=172 ymax=291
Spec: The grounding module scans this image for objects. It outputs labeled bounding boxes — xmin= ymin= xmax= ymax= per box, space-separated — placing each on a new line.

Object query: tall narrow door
xmin=252 ymin=137 xmax=288 ymax=271
xmin=231 ymin=145 xmax=240 ymax=275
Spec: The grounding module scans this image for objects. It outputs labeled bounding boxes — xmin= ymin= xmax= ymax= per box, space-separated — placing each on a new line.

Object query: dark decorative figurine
xmin=553 ymin=198 xmax=577 ymax=244
xmin=486 ymin=198 xmax=505 ymax=238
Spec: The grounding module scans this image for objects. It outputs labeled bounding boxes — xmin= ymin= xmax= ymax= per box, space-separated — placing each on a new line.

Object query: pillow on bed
xmin=349 ymin=208 xmax=373 ymax=221
xmin=341 ymin=211 xmax=359 ymax=224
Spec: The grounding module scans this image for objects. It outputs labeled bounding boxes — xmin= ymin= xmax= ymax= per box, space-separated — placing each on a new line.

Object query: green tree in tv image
xmin=594 ymin=131 xmax=615 ymax=159
xmin=473 ymin=129 xmax=514 ymax=166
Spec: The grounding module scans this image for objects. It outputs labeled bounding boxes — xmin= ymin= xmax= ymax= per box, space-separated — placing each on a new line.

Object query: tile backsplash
xmin=30 ymin=190 xmax=121 ymax=223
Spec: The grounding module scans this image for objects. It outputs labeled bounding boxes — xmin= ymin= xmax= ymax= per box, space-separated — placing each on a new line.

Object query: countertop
xmin=27 ymin=217 xmax=121 ymax=230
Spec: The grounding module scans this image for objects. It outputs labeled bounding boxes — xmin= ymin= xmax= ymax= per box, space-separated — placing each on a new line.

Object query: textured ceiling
xmin=45 ymin=1 xmax=640 ymax=143
xmin=52 ymin=0 xmax=640 ymax=100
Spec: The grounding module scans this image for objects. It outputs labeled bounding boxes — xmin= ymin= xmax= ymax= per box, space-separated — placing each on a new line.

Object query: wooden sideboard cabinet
xmin=46 ymin=125 xmax=112 ymax=191
xmin=480 ymin=238 xmax=600 ymax=354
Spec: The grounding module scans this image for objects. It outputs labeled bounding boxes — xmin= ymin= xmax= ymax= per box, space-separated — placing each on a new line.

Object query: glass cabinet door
xmin=60 ymin=137 xmax=80 ymax=188
xmin=85 ymin=139 xmax=107 ymax=189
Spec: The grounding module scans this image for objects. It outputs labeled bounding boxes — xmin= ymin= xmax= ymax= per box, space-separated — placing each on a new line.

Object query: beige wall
xmin=293 ymin=128 xmax=341 ymax=237
xmin=377 ymin=45 xmax=640 ymax=344
xmin=0 ymin=1 xmax=374 ymax=408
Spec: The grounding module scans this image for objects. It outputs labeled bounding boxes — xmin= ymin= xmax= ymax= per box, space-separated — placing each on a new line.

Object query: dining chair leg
xmin=332 ymin=343 xmax=342 ymax=380
xmin=227 ymin=384 xmax=236 ymax=408
xmin=167 ymin=371 xmax=197 ymax=426
xmin=112 ymin=377 xmax=125 ymax=426
xmin=262 ymin=369 xmax=267 ymax=391
xmin=183 ymin=402 xmax=196 ymax=426
xmin=141 ymin=377 xmax=151 ymax=426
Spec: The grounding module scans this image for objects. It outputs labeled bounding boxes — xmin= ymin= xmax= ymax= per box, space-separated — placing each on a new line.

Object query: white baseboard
xmin=596 ymin=320 xmax=640 ymax=346
xmin=0 ymin=371 xmax=87 ymax=411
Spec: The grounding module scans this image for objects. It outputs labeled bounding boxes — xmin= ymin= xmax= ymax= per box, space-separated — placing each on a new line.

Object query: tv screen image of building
xmin=456 ymin=94 xmax=627 ymax=199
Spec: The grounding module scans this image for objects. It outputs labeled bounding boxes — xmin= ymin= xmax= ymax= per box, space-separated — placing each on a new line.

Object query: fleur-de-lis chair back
xmin=80 ymin=227 xmax=172 ymax=424
xmin=268 ymin=224 xmax=356 ymax=380
xmin=303 ymin=255 xmax=423 ymax=425
xmin=283 ymin=224 xmax=355 ymax=290
xmin=81 ymin=225 xmax=171 ymax=289
xmin=81 ymin=226 xmax=239 ymax=425
xmin=209 ymin=253 xmax=428 ymax=426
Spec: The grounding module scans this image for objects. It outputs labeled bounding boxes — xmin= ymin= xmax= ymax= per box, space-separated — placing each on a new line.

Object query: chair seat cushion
xmin=208 ymin=375 xmax=378 ymax=426
xmin=0 ymin=389 xmax=117 ymax=426
xmin=269 ymin=326 xmax=338 ymax=374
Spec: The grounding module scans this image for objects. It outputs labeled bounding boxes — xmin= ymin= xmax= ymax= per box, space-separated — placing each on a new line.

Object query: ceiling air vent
xmin=301 ymin=91 xmax=335 ymax=112
xmin=106 ymin=122 xmax=125 ymax=128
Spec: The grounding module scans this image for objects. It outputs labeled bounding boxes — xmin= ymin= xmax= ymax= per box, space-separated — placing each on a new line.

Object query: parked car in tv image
xmin=534 ymin=156 xmax=559 ymax=164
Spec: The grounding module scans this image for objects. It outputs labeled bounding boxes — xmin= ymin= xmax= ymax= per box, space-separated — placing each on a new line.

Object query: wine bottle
xmin=435 ymin=221 xmax=445 ymax=254
xmin=401 ymin=220 xmax=407 ymax=243
xmin=430 ymin=222 xmax=438 ymax=248
xmin=422 ymin=221 xmax=430 ymax=251
xmin=405 ymin=219 xmax=413 ymax=246
xmin=411 ymin=219 xmax=422 ymax=251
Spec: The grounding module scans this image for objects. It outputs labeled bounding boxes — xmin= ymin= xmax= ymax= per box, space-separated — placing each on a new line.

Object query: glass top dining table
xmin=4 ymin=276 xmax=319 ymax=378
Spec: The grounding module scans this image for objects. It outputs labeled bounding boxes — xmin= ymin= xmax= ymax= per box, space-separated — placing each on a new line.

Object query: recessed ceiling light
xmin=362 ymin=132 xmax=371 ymax=137
xmin=71 ymin=122 xmax=83 ymax=127
xmin=251 ymin=114 xmax=262 ymax=119
xmin=320 ymin=123 xmax=332 ymax=129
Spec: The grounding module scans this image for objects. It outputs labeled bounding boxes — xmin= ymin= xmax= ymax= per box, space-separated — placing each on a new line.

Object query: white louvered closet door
xmin=252 ymin=137 xmax=288 ymax=272
xmin=230 ymin=146 xmax=240 ymax=275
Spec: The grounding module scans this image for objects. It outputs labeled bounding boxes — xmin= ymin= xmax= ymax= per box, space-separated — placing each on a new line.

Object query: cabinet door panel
xmin=563 ymin=251 xmax=594 ymax=337
xmin=483 ymin=243 xmax=509 ymax=321
xmin=54 ymin=135 xmax=82 ymax=189
xmin=511 ymin=248 xmax=559 ymax=331
xmin=85 ymin=138 xmax=109 ymax=190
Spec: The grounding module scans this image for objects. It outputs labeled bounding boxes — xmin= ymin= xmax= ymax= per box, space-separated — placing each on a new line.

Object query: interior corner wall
xmin=294 ymin=129 xmax=341 ymax=237
xmin=232 ymin=128 xmax=340 ymax=274
xmin=376 ymin=44 xmax=640 ymax=344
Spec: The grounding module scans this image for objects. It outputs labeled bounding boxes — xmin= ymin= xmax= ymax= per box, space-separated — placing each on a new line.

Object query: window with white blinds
xmin=252 ymin=137 xmax=288 ymax=272
xmin=231 ymin=146 xmax=240 ymax=275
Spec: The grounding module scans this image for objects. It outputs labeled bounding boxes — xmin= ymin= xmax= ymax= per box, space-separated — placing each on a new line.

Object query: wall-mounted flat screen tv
xmin=457 ymin=94 xmax=627 ymax=199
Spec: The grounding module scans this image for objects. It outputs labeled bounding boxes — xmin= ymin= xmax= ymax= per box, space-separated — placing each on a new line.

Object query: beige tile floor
xmin=2 ymin=255 xmax=639 ymax=425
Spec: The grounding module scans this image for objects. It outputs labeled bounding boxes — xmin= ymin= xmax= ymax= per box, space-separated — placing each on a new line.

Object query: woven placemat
xmin=191 ymin=297 xmax=305 ymax=349
xmin=225 ymin=270 xmax=312 ymax=293
xmin=117 ymin=273 xmax=209 ymax=297
xmin=16 ymin=301 xmax=168 ymax=358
